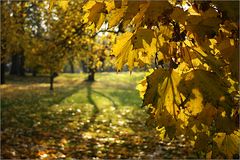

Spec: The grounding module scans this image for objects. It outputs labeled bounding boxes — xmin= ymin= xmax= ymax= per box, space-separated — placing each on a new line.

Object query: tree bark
xmin=50 ymin=75 xmax=54 ymax=91
xmin=10 ymin=53 xmax=25 ymax=76
xmin=1 ymin=63 xmax=5 ymax=84
xmin=49 ymin=72 xmax=58 ymax=90
xmin=69 ymin=60 xmax=74 ymax=73
xmin=10 ymin=54 xmax=18 ymax=75
xmin=32 ymin=69 xmax=37 ymax=77
xmin=19 ymin=54 xmax=25 ymax=76
xmin=87 ymin=68 xmax=95 ymax=81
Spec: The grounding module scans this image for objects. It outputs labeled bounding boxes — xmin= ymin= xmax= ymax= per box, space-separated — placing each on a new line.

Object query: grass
xmin=1 ymin=72 xmax=196 ymax=159
xmin=1 ymin=72 xmax=157 ymax=159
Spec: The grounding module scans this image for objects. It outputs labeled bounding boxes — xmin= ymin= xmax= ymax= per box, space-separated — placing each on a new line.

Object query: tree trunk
xmin=32 ymin=69 xmax=37 ymax=77
xmin=1 ymin=63 xmax=5 ymax=84
xmin=19 ymin=54 xmax=25 ymax=76
xmin=87 ymin=68 xmax=95 ymax=81
xmin=69 ymin=60 xmax=74 ymax=73
xmin=49 ymin=72 xmax=58 ymax=90
xmin=50 ymin=74 xmax=54 ymax=91
xmin=10 ymin=53 xmax=25 ymax=76
xmin=10 ymin=54 xmax=18 ymax=75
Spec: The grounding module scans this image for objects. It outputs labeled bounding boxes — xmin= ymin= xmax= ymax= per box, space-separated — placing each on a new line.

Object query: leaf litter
xmin=1 ymin=73 xmax=196 ymax=159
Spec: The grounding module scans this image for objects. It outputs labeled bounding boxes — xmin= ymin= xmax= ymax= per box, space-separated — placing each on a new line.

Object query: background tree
xmin=22 ymin=1 xmax=68 ymax=90
xmin=23 ymin=0 xmax=87 ymax=90
xmin=81 ymin=33 xmax=114 ymax=81
xmin=1 ymin=1 xmax=28 ymax=83
xmin=8 ymin=2 xmax=27 ymax=76
xmin=24 ymin=1 xmax=46 ymax=76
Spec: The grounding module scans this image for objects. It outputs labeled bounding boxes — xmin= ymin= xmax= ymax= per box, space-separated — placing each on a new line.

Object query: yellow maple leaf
xmin=104 ymin=0 xmax=115 ymax=13
xmin=213 ymin=130 xmax=240 ymax=158
xmin=108 ymin=7 xmax=127 ymax=28
xmin=185 ymin=88 xmax=203 ymax=116
xmin=132 ymin=2 xmax=149 ymax=28
xmin=128 ymin=49 xmax=138 ymax=71
xmin=143 ymin=38 xmax=156 ymax=56
xmin=83 ymin=1 xmax=96 ymax=10
xmin=159 ymin=70 xmax=181 ymax=116
xmin=85 ymin=2 xmax=106 ymax=30
xmin=138 ymin=38 xmax=156 ymax=64
xmin=112 ymin=32 xmax=134 ymax=71
xmin=136 ymin=78 xmax=147 ymax=99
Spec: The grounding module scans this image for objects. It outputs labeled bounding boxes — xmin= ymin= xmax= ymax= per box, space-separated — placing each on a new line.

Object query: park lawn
xmin=1 ymin=72 xmax=194 ymax=159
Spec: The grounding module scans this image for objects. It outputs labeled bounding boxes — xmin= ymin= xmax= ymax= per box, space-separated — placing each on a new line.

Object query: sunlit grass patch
xmin=1 ymin=72 xmax=165 ymax=159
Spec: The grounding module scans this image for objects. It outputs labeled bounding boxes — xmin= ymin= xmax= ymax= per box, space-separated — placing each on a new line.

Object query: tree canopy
xmin=1 ymin=0 xmax=239 ymax=158
xmin=79 ymin=0 xmax=240 ymax=158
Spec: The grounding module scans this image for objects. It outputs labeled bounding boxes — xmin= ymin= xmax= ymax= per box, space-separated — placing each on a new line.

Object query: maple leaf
xmin=107 ymin=7 xmax=127 ymax=29
xmin=186 ymin=7 xmax=221 ymax=39
xmin=138 ymin=38 xmax=156 ymax=64
xmin=133 ymin=29 xmax=155 ymax=49
xmin=143 ymin=1 xmax=173 ymax=26
xmin=122 ymin=1 xmax=142 ymax=25
xmin=179 ymin=70 xmax=233 ymax=110
xmin=131 ymin=2 xmax=149 ymax=28
xmin=180 ymin=45 xmax=198 ymax=68
xmin=213 ymin=130 xmax=240 ymax=158
xmin=104 ymin=0 xmax=115 ymax=13
xmin=136 ymin=78 xmax=147 ymax=99
xmin=84 ymin=2 xmax=106 ymax=30
xmin=112 ymin=32 xmax=134 ymax=71
xmin=216 ymin=39 xmax=239 ymax=80
xmin=143 ymin=68 xmax=168 ymax=107
xmin=158 ymin=70 xmax=182 ymax=116
xmin=197 ymin=103 xmax=217 ymax=126
xmin=170 ymin=7 xmax=187 ymax=25
xmin=143 ymin=69 xmax=183 ymax=118
xmin=143 ymin=38 xmax=156 ymax=55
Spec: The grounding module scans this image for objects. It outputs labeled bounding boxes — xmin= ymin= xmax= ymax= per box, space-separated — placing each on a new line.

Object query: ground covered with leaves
xmin=1 ymin=73 xmax=196 ymax=159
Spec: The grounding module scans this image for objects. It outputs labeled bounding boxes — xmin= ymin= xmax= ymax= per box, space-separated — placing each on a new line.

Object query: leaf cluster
xmin=82 ymin=0 xmax=239 ymax=158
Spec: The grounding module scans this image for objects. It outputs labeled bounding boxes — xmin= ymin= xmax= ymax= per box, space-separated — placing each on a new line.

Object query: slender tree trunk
xmin=49 ymin=72 xmax=58 ymax=90
xmin=19 ymin=54 xmax=25 ymax=76
xmin=10 ymin=53 xmax=25 ymax=76
xmin=10 ymin=54 xmax=18 ymax=75
xmin=87 ymin=68 xmax=95 ymax=81
xmin=1 ymin=63 xmax=5 ymax=84
xmin=69 ymin=60 xmax=74 ymax=73
xmin=50 ymin=75 xmax=54 ymax=91
xmin=32 ymin=69 xmax=37 ymax=77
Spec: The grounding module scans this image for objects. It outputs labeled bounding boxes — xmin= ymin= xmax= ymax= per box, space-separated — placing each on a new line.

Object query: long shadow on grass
xmin=1 ymin=80 xmax=89 ymax=130
xmin=92 ymin=90 xmax=118 ymax=109
xmin=81 ymin=81 xmax=99 ymax=131
xmin=108 ymin=89 xmax=142 ymax=106
xmin=1 ymin=76 xmax=159 ymax=159
xmin=1 ymin=79 xmax=86 ymax=109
